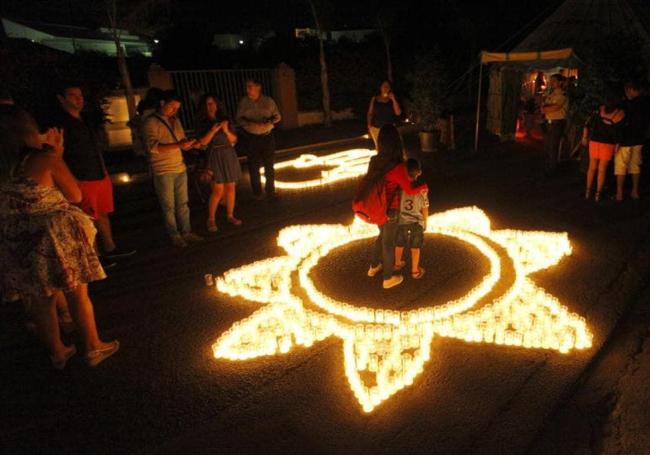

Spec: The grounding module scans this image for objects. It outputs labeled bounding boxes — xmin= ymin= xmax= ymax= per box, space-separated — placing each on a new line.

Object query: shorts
xmin=614 ymin=145 xmax=643 ymax=175
xmin=77 ymin=175 xmax=114 ymax=219
xmin=396 ymin=223 xmax=424 ymax=249
xmin=589 ymin=141 xmax=615 ymax=161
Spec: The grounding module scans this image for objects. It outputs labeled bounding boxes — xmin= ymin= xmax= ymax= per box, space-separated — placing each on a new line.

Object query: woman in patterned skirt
xmin=195 ymin=93 xmax=242 ymax=232
xmin=0 ymin=108 xmax=119 ymax=369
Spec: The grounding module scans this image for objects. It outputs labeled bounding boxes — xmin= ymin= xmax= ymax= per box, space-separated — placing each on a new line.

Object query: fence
xmin=168 ymin=69 xmax=273 ymax=131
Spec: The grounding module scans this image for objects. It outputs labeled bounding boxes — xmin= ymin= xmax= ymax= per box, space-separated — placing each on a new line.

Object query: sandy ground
xmin=2 ymin=137 xmax=650 ymax=454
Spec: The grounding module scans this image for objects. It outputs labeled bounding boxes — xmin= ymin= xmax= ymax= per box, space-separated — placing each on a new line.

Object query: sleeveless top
xmin=590 ymin=109 xmax=623 ymax=145
xmin=371 ymin=98 xmax=397 ymax=128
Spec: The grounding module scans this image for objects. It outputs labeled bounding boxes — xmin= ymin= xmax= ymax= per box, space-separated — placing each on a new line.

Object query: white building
xmin=1 ymin=17 xmax=153 ymax=57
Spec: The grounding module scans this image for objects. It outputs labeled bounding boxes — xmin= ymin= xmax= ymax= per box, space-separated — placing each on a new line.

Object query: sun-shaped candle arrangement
xmin=212 ymin=207 xmax=593 ymax=413
xmin=260 ymin=148 xmax=375 ymax=189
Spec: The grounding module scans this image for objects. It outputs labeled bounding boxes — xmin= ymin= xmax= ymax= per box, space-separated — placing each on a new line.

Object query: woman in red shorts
xmin=585 ymin=91 xmax=625 ymax=201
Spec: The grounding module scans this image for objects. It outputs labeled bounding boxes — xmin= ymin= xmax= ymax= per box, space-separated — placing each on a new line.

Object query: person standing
xmin=541 ymin=74 xmax=569 ymax=175
xmin=195 ymin=93 xmax=242 ymax=232
xmin=616 ymin=81 xmax=650 ymax=201
xmin=354 ymin=125 xmax=427 ymax=289
xmin=143 ymin=91 xmax=204 ymax=247
xmin=0 ymin=109 xmax=119 ymax=368
xmin=236 ymin=79 xmax=281 ymax=200
xmin=585 ymin=91 xmax=625 ymax=201
xmin=54 ymin=83 xmax=135 ymax=266
xmin=367 ymin=80 xmax=402 ymax=148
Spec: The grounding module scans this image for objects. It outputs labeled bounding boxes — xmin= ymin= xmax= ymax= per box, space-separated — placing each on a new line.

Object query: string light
xmin=212 ymin=207 xmax=593 ymax=413
xmin=260 ymin=149 xmax=375 ymax=189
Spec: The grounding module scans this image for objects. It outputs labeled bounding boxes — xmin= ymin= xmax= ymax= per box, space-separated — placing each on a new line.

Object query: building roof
xmin=512 ymin=0 xmax=650 ymax=56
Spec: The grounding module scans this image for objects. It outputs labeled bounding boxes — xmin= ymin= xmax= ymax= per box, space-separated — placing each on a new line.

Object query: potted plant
xmin=406 ymin=54 xmax=448 ymax=152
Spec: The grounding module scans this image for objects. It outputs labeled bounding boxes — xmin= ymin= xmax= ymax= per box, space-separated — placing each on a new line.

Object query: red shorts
xmin=589 ymin=141 xmax=615 ymax=161
xmin=77 ymin=175 xmax=114 ymax=219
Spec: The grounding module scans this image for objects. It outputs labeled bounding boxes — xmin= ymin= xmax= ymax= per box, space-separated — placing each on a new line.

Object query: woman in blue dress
xmin=195 ymin=94 xmax=242 ymax=232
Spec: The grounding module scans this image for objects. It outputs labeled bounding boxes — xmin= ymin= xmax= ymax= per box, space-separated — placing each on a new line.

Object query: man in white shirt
xmin=541 ymin=74 xmax=569 ymax=175
xmin=236 ymin=79 xmax=281 ymax=200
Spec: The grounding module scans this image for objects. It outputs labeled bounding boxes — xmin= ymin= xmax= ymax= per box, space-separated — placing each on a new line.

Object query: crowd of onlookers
xmin=0 ymin=72 xmax=648 ymax=369
xmin=531 ymin=75 xmax=650 ymax=201
xmin=0 ymin=77 xmax=281 ymax=368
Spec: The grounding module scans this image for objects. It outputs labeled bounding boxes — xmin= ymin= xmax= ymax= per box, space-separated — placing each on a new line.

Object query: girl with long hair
xmin=355 ymin=124 xmax=427 ymax=289
xmin=194 ymin=93 xmax=242 ymax=232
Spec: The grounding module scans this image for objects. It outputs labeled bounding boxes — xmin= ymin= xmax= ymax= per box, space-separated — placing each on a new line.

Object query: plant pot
xmin=419 ymin=131 xmax=437 ymax=152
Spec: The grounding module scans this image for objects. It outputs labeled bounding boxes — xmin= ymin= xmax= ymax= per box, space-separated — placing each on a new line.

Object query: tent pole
xmin=474 ymin=62 xmax=484 ymax=153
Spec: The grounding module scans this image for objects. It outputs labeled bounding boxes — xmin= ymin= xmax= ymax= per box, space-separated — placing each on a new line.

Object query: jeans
xmin=153 ymin=171 xmax=191 ymax=238
xmin=243 ymin=131 xmax=276 ymax=196
xmin=371 ymin=210 xmax=400 ymax=280
xmin=544 ymin=120 xmax=566 ymax=173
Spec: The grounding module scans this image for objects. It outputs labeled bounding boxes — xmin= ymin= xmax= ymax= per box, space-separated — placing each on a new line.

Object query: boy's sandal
xmin=394 ymin=260 xmax=406 ymax=271
xmin=206 ymin=220 xmax=218 ymax=233
xmin=412 ymin=267 xmax=426 ymax=280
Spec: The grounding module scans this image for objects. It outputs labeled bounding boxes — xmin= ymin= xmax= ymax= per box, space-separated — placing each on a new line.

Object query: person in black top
xmin=585 ymin=90 xmax=625 ymax=201
xmin=615 ymin=81 xmax=650 ymax=200
xmin=367 ymin=80 xmax=402 ymax=149
xmin=54 ymin=83 xmax=135 ymax=264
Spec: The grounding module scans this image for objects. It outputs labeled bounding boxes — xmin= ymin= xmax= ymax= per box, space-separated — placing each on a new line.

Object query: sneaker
xmin=367 ymin=264 xmax=383 ymax=277
xmin=99 ymin=256 xmax=117 ymax=269
xmin=104 ymin=247 xmax=136 ymax=259
xmin=171 ymin=236 xmax=187 ymax=248
xmin=383 ymin=275 xmax=404 ymax=289
xmin=183 ymin=232 xmax=204 ymax=243
xmin=85 ymin=340 xmax=119 ymax=367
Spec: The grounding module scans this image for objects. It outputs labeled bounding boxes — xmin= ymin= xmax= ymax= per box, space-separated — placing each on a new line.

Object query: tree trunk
xmin=382 ymin=33 xmax=393 ymax=83
xmin=317 ymin=37 xmax=332 ymax=127
xmin=308 ymin=0 xmax=332 ymax=127
xmin=113 ymin=36 xmax=137 ymax=121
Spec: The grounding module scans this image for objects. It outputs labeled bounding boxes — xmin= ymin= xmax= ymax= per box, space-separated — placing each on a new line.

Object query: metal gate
xmin=168 ymin=69 xmax=273 ymax=132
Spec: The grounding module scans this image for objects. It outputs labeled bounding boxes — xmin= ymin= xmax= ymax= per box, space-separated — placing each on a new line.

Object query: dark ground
xmin=2 ymin=133 xmax=650 ymax=454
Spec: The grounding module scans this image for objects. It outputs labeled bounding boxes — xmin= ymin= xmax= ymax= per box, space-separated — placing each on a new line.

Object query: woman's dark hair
xmin=0 ymin=107 xmax=39 ymax=183
xmin=195 ymin=93 xmax=229 ymax=129
xmin=354 ymin=124 xmax=404 ymax=201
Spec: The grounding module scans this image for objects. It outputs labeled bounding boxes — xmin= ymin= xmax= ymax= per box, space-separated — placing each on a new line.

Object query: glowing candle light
xmin=211 ymin=207 xmax=593 ymax=413
xmin=261 ymin=149 xmax=376 ymax=190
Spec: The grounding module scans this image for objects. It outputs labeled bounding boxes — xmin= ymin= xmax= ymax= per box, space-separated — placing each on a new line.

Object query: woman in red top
xmin=355 ymin=125 xmax=428 ymax=289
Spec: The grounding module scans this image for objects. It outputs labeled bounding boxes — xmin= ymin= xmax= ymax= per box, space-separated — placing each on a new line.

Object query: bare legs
xmin=224 ymin=182 xmax=239 ymax=222
xmin=207 ymin=183 xmax=224 ymax=229
xmin=94 ymin=214 xmax=116 ymax=252
xmin=394 ymin=247 xmax=421 ymax=274
xmin=411 ymin=248 xmax=421 ymax=274
xmin=207 ymin=182 xmax=240 ymax=229
xmin=31 ymin=293 xmax=68 ymax=359
xmin=617 ymin=174 xmax=641 ymax=201
xmin=586 ymin=158 xmax=609 ymax=200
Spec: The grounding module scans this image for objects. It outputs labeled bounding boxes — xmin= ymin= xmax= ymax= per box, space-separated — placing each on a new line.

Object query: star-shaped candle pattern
xmin=212 ymin=207 xmax=593 ymax=413
xmin=260 ymin=149 xmax=375 ymax=189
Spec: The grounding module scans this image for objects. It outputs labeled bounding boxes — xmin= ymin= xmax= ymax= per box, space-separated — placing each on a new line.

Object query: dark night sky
xmin=1 ymin=0 xmax=563 ymax=51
